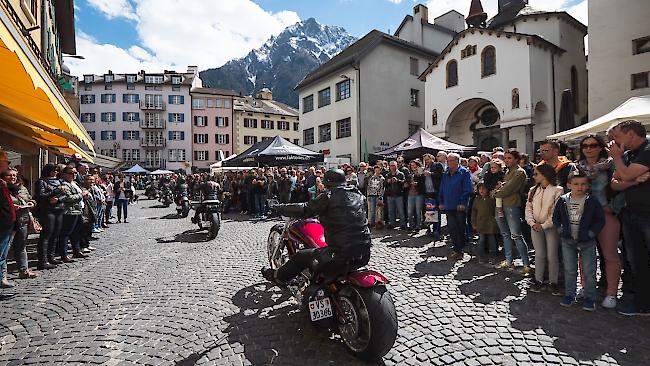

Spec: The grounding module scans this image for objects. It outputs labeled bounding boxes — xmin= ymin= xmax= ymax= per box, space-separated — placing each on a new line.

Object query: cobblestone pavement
xmin=1 ymin=201 xmax=649 ymax=365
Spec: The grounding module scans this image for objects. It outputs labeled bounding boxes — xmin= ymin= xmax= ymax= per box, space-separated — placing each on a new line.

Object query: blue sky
xmin=69 ymin=0 xmax=587 ymax=75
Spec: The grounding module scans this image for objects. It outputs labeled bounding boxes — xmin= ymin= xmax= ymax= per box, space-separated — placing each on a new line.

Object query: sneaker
xmin=520 ymin=266 xmax=532 ymax=276
xmin=1 ymin=279 xmax=15 ymax=288
xmin=92 ymin=228 xmax=101 ymax=234
xmin=87 ymin=246 xmax=96 ymax=251
xmin=549 ymin=283 xmax=562 ymax=296
xmin=81 ymin=248 xmax=91 ymax=254
xmin=560 ymin=295 xmax=575 ymax=307
xmin=529 ymin=281 xmax=546 ymax=293
xmin=576 ymin=288 xmax=585 ymax=299
xmin=601 ymin=295 xmax=617 ymax=309
xmin=495 ymin=260 xmax=514 ymax=271
xmin=617 ymin=303 xmax=650 ymax=316
xmin=582 ymin=297 xmax=596 ymax=311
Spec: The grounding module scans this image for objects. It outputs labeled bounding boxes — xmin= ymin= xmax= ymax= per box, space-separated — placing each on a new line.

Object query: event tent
xmin=370 ymin=128 xmax=474 ymax=161
xmin=149 ymin=169 xmax=174 ymax=175
xmin=223 ymin=136 xmax=323 ymax=167
xmin=549 ymin=95 xmax=650 ymax=141
xmin=122 ymin=164 xmax=149 ymax=174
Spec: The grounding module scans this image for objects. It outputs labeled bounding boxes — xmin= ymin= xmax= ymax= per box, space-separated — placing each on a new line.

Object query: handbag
xmin=28 ymin=212 xmax=42 ymax=234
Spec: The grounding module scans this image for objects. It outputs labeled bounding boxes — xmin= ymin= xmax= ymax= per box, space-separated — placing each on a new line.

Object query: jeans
xmin=620 ymin=209 xmax=650 ymax=310
xmin=254 ymin=194 xmax=266 ymax=215
xmin=407 ymin=195 xmax=424 ymax=229
xmin=386 ymin=196 xmax=406 ymax=228
xmin=105 ymin=200 xmax=113 ymax=220
xmin=12 ymin=223 xmax=29 ymax=271
xmin=38 ymin=210 xmax=63 ymax=262
xmin=531 ymin=228 xmax=560 ymax=284
xmin=495 ymin=206 xmax=529 ymax=266
xmin=561 ymin=238 xmax=597 ymax=300
xmin=446 ymin=209 xmax=467 ymax=253
xmin=59 ymin=214 xmax=81 ymax=257
xmin=0 ymin=227 xmax=13 ymax=279
xmin=116 ymin=199 xmax=128 ymax=221
xmin=476 ymin=233 xmax=497 ymax=257
xmin=367 ymin=196 xmax=379 ymax=225
xmin=94 ymin=202 xmax=105 ymax=229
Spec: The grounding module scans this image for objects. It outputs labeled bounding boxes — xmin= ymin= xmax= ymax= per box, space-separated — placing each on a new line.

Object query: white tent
xmin=149 ymin=169 xmax=174 ymax=175
xmin=209 ymin=154 xmax=248 ymax=173
xmin=549 ymin=95 xmax=650 ymax=141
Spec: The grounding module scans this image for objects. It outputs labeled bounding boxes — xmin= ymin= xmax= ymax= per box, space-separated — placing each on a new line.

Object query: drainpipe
xmin=354 ymin=63 xmax=362 ymax=164
xmin=551 ymin=53 xmax=557 ymax=134
xmin=41 ymin=0 xmax=47 ymax=58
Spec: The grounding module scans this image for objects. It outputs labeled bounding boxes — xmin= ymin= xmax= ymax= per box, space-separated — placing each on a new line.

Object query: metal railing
xmin=139 ymin=119 xmax=166 ymax=129
xmin=140 ymin=138 xmax=167 ymax=147
xmin=139 ymin=100 xmax=166 ymax=110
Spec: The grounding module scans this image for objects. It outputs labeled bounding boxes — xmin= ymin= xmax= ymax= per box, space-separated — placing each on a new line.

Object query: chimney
xmin=187 ymin=65 xmax=198 ymax=75
xmin=411 ymin=4 xmax=428 ymax=47
xmin=413 ymin=4 xmax=428 ymax=23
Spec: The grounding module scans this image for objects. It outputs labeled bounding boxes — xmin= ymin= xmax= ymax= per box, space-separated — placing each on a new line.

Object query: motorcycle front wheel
xmin=336 ymin=285 xmax=398 ymax=362
xmin=181 ymin=202 xmax=190 ymax=217
xmin=267 ymin=226 xmax=287 ymax=269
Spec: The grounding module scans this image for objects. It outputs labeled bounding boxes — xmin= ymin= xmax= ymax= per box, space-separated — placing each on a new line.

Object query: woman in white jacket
xmin=525 ymin=164 xmax=564 ymax=295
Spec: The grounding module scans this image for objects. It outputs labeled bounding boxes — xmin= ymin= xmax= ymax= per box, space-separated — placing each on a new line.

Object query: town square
xmin=1 ymin=0 xmax=650 ymax=365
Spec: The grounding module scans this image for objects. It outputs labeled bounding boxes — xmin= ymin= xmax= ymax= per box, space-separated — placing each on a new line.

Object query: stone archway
xmin=446 ymin=98 xmax=505 ymax=149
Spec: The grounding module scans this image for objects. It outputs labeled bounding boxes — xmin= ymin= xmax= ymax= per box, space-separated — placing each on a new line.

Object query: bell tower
xmin=466 ymin=0 xmax=488 ymax=28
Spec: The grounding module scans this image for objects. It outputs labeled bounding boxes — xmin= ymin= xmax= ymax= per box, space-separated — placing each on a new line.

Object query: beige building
xmin=233 ymin=88 xmax=300 ymax=154
xmin=588 ymin=0 xmax=650 ymax=120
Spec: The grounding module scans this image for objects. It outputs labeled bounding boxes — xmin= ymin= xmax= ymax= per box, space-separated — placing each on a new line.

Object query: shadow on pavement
xmin=456 ymin=263 xmax=522 ymax=304
xmin=155 ymin=229 xmax=207 ymax=244
xmin=412 ymin=257 xmax=456 ymax=277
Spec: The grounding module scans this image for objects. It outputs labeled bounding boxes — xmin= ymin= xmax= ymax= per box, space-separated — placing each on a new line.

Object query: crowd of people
xmin=0 ymin=119 xmax=648 ymax=316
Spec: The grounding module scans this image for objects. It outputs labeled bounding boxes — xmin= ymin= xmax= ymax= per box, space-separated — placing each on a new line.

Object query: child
xmin=552 ymin=170 xmax=605 ymax=311
xmin=484 ymin=160 xmax=505 ymax=217
xmin=471 ymin=182 xmax=500 ymax=264
xmin=525 ymin=164 xmax=564 ymax=295
xmin=366 ymin=165 xmax=386 ymax=228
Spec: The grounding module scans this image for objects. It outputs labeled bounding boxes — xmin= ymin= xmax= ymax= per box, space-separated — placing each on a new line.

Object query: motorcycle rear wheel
xmin=337 ymin=285 xmax=398 ymax=362
xmin=181 ymin=202 xmax=190 ymax=218
xmin=207 ymin=213 xmax=220 ymax=240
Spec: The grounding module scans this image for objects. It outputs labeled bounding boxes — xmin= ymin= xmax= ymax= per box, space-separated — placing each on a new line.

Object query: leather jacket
xmin=175 ymin=183 xmax=189 ymax=196
xmin=276 ymin=184 xmax=371 ymax=257
xmin=202 ymin=181 xmax=221 ymax=201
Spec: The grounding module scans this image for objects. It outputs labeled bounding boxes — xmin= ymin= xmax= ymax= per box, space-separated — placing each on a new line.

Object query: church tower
xmin=466 ymin=0 xmax=488 ymax=28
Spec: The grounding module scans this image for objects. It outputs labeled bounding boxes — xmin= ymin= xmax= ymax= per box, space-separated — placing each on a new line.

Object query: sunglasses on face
xmin=581 ymin=143 xmax=601 ymax=149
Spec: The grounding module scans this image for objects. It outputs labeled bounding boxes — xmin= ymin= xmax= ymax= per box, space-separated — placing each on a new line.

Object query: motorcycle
xmin=194 ymin=199 xmax=222 ymax=240
xmin=159 ymin=188 xmax=173 ymax=207
xmin=145 ymin=185 xmax=159 ymax=200
xmin=267 ymin=215 xmax=398 ymax=361
xmin=175 ymin=193 xmax=191 ymax=218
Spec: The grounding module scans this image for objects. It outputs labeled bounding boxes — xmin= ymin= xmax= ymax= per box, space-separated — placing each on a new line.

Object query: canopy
xmin=549 ymin=95 xmax=650 ymax=141
xmin=150 ymin=169 xmax=174 ymax=175
xmin=123 ymin=164 xmax=150 ymax=174
xmin=371 ymin=128 xmax=475 ymax=161
xmin=223 ymin=136 xmax=324 ymax=167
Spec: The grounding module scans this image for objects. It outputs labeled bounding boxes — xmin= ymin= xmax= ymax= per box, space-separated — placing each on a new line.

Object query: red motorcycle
xmin=267 ymin=217 xmax=398 ymax=361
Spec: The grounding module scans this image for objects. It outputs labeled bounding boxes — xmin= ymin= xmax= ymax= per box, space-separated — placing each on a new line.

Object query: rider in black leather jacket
xmin=262 ymin=168 xmax=372 ymax=284
xmin=191 ymin=177 xmax=221 ymax=223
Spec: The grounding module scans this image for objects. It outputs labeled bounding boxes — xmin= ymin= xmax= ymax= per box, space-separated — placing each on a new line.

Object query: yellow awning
xmin=0 ymin=20 xmax=94 ymax=161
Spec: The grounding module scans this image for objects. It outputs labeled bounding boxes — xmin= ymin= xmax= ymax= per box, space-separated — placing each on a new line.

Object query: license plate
xmin=309 ymin=298 xmax=333 ymax=321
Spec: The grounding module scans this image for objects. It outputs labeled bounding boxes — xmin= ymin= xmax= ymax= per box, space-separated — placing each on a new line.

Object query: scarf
xmin=578 ymin=158 xmax=613 ymax=179
xmin=469 ymin=165 xmax=479 ymax=173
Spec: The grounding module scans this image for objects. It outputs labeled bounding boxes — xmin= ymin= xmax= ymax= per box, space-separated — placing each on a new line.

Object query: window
xmin=408 ymin=121 xmax=422 ymax=135
xmin=84 ymin=85 xmax=92 ymax=91
xmin=244 ymin=118 xmax=258 ymax=128
xmin=318 ymin=123 xmax=331 ymax=143
xmin=105 ymin=84 xmax=112 ymax=90
xmin=194 ymin=116 xmax=208 ymax=127
xmin=462 ymin=45 xmax=477 ymax=59
xmin=168 ymin=131 xmax=185 ymax=141
xmin=216 ymin=116 xmax=229 ymax=127
xmin=169 ymin=95 xmax=184 ymax=105
xmin=127 ymin=84 xmax=135 ymax=90
xmin=144 ymin=94 xmax=163 ymax=108
xmin=481 ymin=46 xmax=496 ymax=77
xmin=432 ymin=109 xmax=438 ymax=125
xmin=303 ymin=95 xmax=314 ymax=113
xmin=169 ymin=113 xmax=184 ymax=123
xmin=261 ymin=136 xmax=273 ymax=141
xmin=194 ymin=151 xmax=208 ymax=161
xmin=145 ymin=85 xmax=162 ymax=91
xmin=215 ymin=99 xmax=222 ymax=108
xmin=293 ymin=138 xmax=300 ymax=145
xmin=336 ymin=118 xmax=351 ymax=139
xmin=83 ymin=75 xmax=93 ymax=83
xmin=633 ymin=36 xmax=650 ymax=55
xmin=304 ymin=128 xmax=314 ymax=145
xmin=123 ymin=94 xmax=139 ymax=103
xmin=100 ymin=131 xmax=117 ymax=140
xmin=632 ymin=72 xmax=649 ymax=90
xmin=261 ymin=120 xmax=274 ymax=129
xmin=571 ymin=66 xmax=579 ymax=113
xmin=293 ymin=122 xmax=299 ymax=131
xmin=512 ymin=89 xmax=520 ymax=109
xmin=145 ymin=75 xmax=163 ymax=84
xmin=100 ymin=94 xmax=116 ymax=103
xmin=216 ymin=134 xmax=230 ymax=144
xmin=224 ymin=100 xmax=231 ymax=109
xmin=446 ymin=60 xmax=458 ymax=88
xmin=168 ymin=149 xmax=186 ymax=162
xmin=410 ymin=57 xmax=419 ymax=76
xmin=278 ymin=121 xmax=290 ymax=130
xmin=207 ymin=99 xmax=214 ymax=108
xmin=192 ymin=98 xmax=205 ymax=109
xmin=100 ymin=149 xmax=117 ymax=158
xmin=410 ymin=89 xmax=420 ymax=107
xmin=171 ymin=76 xmax=181 ymax=84
xmin=122 ymin=149 xmax=140 ymax=161
xmin=81 ymin=95 xmax=96 ymax=104
xmin=194 ymin=134 xmax=208 ymax=144
xmin=244 ymin=136 xmax=258 ymax=145
xmin=333 ymin=79 xmax=350 ymax=102
xmin=123 ymin=112 xmax=139 ymax=122
xmin=318 ymin=87 xmax=331 ymax=108
xmin=101 ymin=112 xmax=116 ymax=122
xmin=104 ymin=74 xmax=114 ymax=83
xmin=126 ymin=74 xmax=136 ymax=83
xmin=123 ymin=131 xmax=139 ymax=140
xmin=89 ymin=131 xmax=96 ymax=140
xmin=81 ymin=113 xmax=95 ymax=123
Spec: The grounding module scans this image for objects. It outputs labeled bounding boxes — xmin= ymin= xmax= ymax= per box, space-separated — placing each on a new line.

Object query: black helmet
xmin=323 ymin=168 xmax=346 ymax=188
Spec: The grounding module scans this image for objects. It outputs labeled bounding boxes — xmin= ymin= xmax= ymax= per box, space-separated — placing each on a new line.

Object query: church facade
xmin=420 ymin=0 xmax=588 ymax=155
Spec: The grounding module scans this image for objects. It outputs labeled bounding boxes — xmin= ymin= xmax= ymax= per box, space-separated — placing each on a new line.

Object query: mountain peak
xmin=200 ymin=18 xmax=357 ymax=107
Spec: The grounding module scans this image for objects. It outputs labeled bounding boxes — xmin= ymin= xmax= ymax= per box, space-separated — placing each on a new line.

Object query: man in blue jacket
xmin=438 ymin=153 xmax=472 ymax=260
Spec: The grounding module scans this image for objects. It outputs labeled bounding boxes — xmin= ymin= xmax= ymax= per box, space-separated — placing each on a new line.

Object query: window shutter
xmin=91 ymin=95 xmax=96 ymax=103
xmin=168 ymin=113 xmax=172 ymax=122
xmin=180 ymin=132 xmax=185 ymax=140
xmin=225 ymin=117 xmax=229 ymax=126
xmin=194 ymin=151 xmax=197 ymax=161
xmin=180 ymin=114 xmax=184 ymax=122
xmin=226 ymin=135 xmax=229 ymax=144
xmin=122 ymin=131 xmax=128 ymax=140
xmin=101 ymin=131 xmax=106 ymax=140
xmin=112 ymin=113 xmax=117 ymax=121
xmin=123 ymin=94 xmax=127 ymax=103
xmin=193 ymin=116 xmax=197 ymax=126
xmin=91 ymin=114 xmax=96 ymax=122
xmin=112 ymin=131 xmax=117 ymax=140
xmin=135 ymin=113 xmax=140 ymax=121
xmin=215 ymin=134 xmax=218 ymax=143
xmin=168 ymin=131 xmax=173 ymax=140
xmin=135 ymin=94 xmax=139 ymax=103
xmin=168 ymin=95 xmax=172 ymax=104
xmin=180 ymin=96 xmax=184 ymax=104
xmin=122 ymin=112 xmax=127 ymax=121
xmin=135 ymin=131 xmax=140 ymax=140
xmin=193 ymin=134 xmax=197 ymax=143
xmin=112 ymin=94 xmax=116 ymax=103
xmin=101 ymin=113 xmax=105 ymax=122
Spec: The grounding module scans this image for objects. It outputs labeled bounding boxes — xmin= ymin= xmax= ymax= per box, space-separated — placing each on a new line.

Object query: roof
xmin=488 ymin=5 xmax=587 ymax=34
xmin=295 ymin=30 xmax=439 ymax=90
xmin=418 ymin=27 xmax=566 ymax=81
xmin=191 ymin=87 xmax=239 ymax=96
xmin=234 ymin=96 xmax=298 ymax=117
xmin=394 ymin=15 xmax=458 ymax=38
xmin=82 ymin=71 xmax=196 ymax=86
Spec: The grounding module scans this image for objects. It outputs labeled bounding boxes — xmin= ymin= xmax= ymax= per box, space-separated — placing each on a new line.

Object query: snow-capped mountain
xmin=200 ymin=18 xmax=357 ymax=107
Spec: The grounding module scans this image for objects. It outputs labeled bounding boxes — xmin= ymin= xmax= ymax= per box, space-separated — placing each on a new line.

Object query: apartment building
xmin=190 ymin=87 xmax=237 ymax=170
xmin=233 ymin=88 xmax=300 ymax=154
xmin=79 ymin=66 xmax=201 ymax=171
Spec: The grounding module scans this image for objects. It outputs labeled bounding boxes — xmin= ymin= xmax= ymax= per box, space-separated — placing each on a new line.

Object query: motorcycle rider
xmin=261 ymin=168 xmax=372 ymax=285
xmin=174 ymin=176 xmax=189 ymax=205
xmin=191 ymin=175 xmax=221 ymax=224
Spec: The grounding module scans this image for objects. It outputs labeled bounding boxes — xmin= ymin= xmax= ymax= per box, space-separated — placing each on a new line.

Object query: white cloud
xmin=72 ymin=0 xmax=300 ymax=75
xmin=386 ymin=0 xmax=404 ymax=3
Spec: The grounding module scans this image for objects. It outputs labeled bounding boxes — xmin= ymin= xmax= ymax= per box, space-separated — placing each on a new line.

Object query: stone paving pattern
xmin=0 ymin=201 xmax=649 ymax=365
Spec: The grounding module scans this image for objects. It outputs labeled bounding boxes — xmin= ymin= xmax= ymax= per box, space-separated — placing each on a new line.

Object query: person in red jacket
xmin=0 ymin=168 xmax=17 ymax=288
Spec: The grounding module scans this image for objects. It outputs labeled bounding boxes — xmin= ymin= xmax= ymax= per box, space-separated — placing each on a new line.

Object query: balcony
xmin=140 ymin=138 xmax=166 ymax=148
xmin=139 ymin=100 xmax=166 ymax=110
xmin=140 ymin=119 xmax=166 ymax=129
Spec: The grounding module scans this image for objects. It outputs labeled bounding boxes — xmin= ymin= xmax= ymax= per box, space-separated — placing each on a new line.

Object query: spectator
xmin=114 ymin=174 xmax=131 ymax=223
xmin=483 ymin=160 xmax=505 ymax=192
xmin=366 ymin=165 xmax=385 ymax=228
xmin=423 ymin=153 xmax=444 ymax=237
xmin=494 ymin=149 xmax=530 ymax=273
xmin=35 ymin=164 xmax=64 ymax=269
xmin=553 ymin=170 xmax=605 ymax=311
xmin=345 ymin=166 xmax=358 ymax=187
xmin=539 ymin=140 xmax=576 ymax=191
xmin=104 ymin=174 xmax=114 ymax=223
xmin=277 ymin=168 xmax=292 ymax=204
xmin=436 ymin=151 xmax=448 ymax=171
xmin=609 ymin=120 xmax=650 ymax=316
xmin=8 ymin=170 xmax=38 ymax=279
xmin=0 ymin=169 xmax=16 ymax=287
xmin=80 ymin=175 xmax=98 ymax=253
xmin=304 ymin=166 xmax=317 ymax=188
xmin=385 ymin=161 xmax=407 ymax=229
xmin=406 ymin=159 xmax=425 ymax=231
xmin=439 ymin=153 xmax=472 ymax=260
xmin=525 ymin=164 xmax=563 ymax=294
xmin=472 ymin=182 xmax=499 ymax=264
xmin=58 ymin=165 xmax=87 ymax=262
xmin=357 ymin=162 xmax=369 ymax=194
